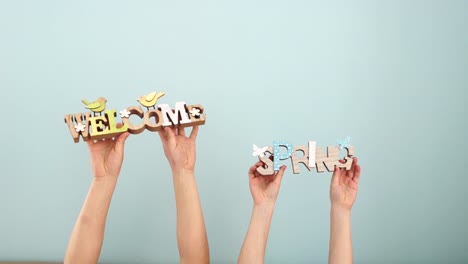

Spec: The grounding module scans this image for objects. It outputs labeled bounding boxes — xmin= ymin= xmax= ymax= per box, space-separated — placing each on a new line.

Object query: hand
xmin=87 ymin=129 xmax=130 ymax=180
xmin=158 ymin=126 xmax=199 ymax=173
xmin=248 ymin=161 xmax=286 ymax=206
xmin=330 ymin=157 xmax=361 ymax=210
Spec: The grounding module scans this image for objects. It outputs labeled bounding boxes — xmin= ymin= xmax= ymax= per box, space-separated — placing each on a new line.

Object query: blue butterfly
xmin=337 ymin=136 xmax=351 ymax=150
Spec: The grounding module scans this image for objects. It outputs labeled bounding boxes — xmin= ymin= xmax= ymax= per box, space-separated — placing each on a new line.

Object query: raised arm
xmin=158 ymin=126 xmax=209 ymax=264
xmin=64 ymin=131 xmax=129 ymax=264
xmin=328 ymin=157 xmax=361 ymax=264
xmin=238 ymin=161 xmax=286 ymax=264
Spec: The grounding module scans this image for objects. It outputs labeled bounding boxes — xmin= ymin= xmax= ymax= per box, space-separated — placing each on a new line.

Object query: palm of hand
xmin=250 ymin=175 xmax=280 ymax=205
xmin=330 ymin=158 xmax=361 ymax=209
xmin=330 ymin=174 xmax=358 ymax=209
xmin=158 ymin=126 xmax=199 ymax=172
xmin=248 ymin=163 xmax=286 ymax=206
xmin=167 ymin=135 xmax=196 ymax=171
xmin=87 ymin=137 xmax=126 ymax=178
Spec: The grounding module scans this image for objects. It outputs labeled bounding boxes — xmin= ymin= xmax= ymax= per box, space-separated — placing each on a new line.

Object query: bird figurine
xmin=81 ymin=97 xmax=107 ymax=115
xmin=137 ymin=91 xmax=165 ymax=110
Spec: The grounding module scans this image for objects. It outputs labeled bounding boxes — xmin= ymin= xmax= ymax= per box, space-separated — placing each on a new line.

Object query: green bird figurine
xmin=137 ymin=91 xmax=165 ymax=110
xmin=81 ymin=97 xmax=107 ymax=114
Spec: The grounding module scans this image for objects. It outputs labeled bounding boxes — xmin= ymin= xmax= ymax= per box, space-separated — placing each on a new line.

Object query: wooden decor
xmin=254 ymin=139 xmax=355 ymax=175
xmin=291 ymin=145 xmax=312 ymax=174
xmin=256 ymin=147 xmax=275 ymax=175
xmin=87 ymin=110 xmax=129 ymax=140
xmin=308 ymin=141 xmax=316 ymax=168
xmin=121 ymin=106 xmax=145 ymax=134
xmin=64 ymin=112 xmax=91 ymax=143
xmin=273 ymin=141 xmax=294 ymax=171
xmin=64 ymin=93 xmax=206 ymax=142
xmin=185 ymin=104 xmax=206 ymax=127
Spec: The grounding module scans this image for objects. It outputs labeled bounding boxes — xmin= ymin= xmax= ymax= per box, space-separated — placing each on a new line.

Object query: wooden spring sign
xmin=64 ymin=92 xmax=206 ymax=143
xmin=252 ymin=138 xmax=355 ymax=175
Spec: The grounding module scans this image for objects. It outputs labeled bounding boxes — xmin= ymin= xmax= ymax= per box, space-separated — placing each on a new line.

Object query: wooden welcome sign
xmin=64 ymin=92 xmax=206 ymax=142
xmin=253 ymin=137 xmax=355 ymax=175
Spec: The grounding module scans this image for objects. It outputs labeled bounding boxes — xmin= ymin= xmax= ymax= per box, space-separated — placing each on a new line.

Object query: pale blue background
xmin=0 ymin=0 xmax=467 ymax=263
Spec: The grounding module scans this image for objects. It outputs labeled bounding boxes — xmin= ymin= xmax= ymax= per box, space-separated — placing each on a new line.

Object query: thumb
xmin=86 ymin=138 xmax=94 ymax=148
xmin=274 ymin=165 xmax=287 ymax=185
xmin=331 ymin=165 xmax=341 ymax=186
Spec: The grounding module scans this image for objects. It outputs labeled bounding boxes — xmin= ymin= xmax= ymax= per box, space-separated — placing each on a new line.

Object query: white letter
xmin=158 ymin=101 xmax=191 ymax=126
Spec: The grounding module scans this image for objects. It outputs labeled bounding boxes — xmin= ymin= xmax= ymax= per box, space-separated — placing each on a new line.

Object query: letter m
xmin=158 ymin=102 xmax=191 ymax=126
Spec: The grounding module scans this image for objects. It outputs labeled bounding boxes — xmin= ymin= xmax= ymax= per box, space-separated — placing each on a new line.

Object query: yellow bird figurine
xmin=137 ymin=91 xmax=165 ymax=109
xmin=81 ymin=97 xmax=107 ymax=115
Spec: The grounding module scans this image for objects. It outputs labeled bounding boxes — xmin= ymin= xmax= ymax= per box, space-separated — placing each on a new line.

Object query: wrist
xmin=253 ymin=202 xmax=275 ymax=211
xmin=331 ymin=205 xmax=351 ymax=216
xmin=92 ymin=177 xmax=118 ymax=186
xmin=172 ymin=168 xmax=195 ymax=177
xmin=253 ymin=197 xmax=277 ymax=208
xmin=93 ymin=172 xmax=119 ymax=180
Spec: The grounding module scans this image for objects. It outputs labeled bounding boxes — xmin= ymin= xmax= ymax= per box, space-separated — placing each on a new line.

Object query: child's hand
xmin=330 ymin=157 xmax=361 ymax=210
xmin=87 ymin=129 xmax=130 ymax=180
xmin=248 ymin=161 xmax=286 ymax=206
xmin=158 ymin=126 xmax=199 ymax=173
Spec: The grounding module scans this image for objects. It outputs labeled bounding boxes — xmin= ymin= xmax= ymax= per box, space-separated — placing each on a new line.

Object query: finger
xmin=115 ymin=132 xmax=130 ymax=153
xmin=274 ymin=165 xmax=287 ymax=185
xmin=347 ymin=162 xmax=354 ymax=177
xmin=249 ymin=161 xmax=264 ymax=176
xmin=353 ymin=164 xmax=361 ymax=185
xmin=157 ymin=126 xmax=167 ymax=140
xmin=249 ymin=164 xmax=259 ymax=179
xmin=190 ymin=126 xmax=199 ymax=140
xmin=331 ymin=165 xmax=341 ymax=186
xmin=347 ymin=157 xmax=358 ymax=178
xmin=351 ymin=157 xmax=358 ymax=169
xmin=159 ymin=126 xmax=176 ymax=144
xmin=86 ymin=138 xmax=94 ymax=148
xmin=178 ymin=127 xmax=186 ymax=137
xmin=166 ymin=126 xmax=176 ymax=137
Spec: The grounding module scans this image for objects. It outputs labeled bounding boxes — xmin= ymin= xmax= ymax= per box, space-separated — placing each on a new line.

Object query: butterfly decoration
xmin=252 ymin=144 xmax=269 ymax=158
xmin=337 ymin=136 xmax=351 ymax=150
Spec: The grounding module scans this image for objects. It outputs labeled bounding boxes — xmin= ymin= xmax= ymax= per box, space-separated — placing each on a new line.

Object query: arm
xmin=238 ymin=162 xmax=286 ymax=264
xmin=158 ymin=126 xmax=209 ymax=264
xmin=64 ymin=131 xmax=129 ymax=264
xmin=328 ymin=157 xmax=361 ymax=264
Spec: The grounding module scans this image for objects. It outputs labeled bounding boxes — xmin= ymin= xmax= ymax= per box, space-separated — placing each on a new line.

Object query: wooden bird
xmin=137 ymin=91 xmax=165 ymax=109
xmin=82 ymin=97 xmax=107 ymax=115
